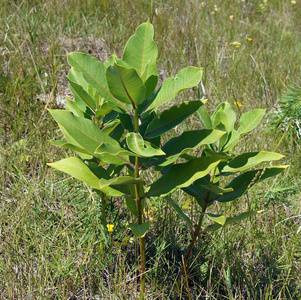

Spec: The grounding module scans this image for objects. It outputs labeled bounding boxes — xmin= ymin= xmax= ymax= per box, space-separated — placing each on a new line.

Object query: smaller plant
xmin=166 ymin=102 xmax=288 ymax=265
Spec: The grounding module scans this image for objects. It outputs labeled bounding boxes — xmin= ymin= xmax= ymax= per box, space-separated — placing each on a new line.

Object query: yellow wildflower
xmin=229 ymin=15 xmax=234 ymax=21
xmin=247 ymin=37 xmax=253 ymax=42
xmin=231 ymin=41 xmax=241 ymax=49
xmin=214 ymin=5 xmax=219 ymax=12
xmin=107 ymin=224 xmax=114 ymax=232
xmin=234 ymin=101 xmax=243 ymax=108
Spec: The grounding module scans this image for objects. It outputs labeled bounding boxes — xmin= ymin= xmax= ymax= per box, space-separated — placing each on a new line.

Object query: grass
xmin=0 ymin=0 xmax=301 ymax=298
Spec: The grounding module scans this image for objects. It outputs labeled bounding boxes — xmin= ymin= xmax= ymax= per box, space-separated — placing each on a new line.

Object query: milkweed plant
xmin=48 ymin=21 xmax=287 ymax=299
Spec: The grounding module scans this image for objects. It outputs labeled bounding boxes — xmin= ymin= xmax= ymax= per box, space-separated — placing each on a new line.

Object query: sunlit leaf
xmin=67 ymin=52 xmax=132 ymax=113
xmin=144 ymin=100 xmax=205 ymax=138
xmin=221 ymin=152 xmax=284 ymax=174
xmin=106 ymin=64 xmax=146 ymax=107
xmin=146 ymin=156 xmax=221 ymax=197
xmin=146 ymin=67 xmax=202 ymax=112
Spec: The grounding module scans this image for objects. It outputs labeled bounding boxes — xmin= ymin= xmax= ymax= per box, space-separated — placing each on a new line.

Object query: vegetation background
xmin=0 ymin=0 xmax=300 ymax=299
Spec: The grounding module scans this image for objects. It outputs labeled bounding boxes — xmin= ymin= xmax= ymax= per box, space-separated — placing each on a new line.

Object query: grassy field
xmin=0 ymin=0 xmax=301 ymax=299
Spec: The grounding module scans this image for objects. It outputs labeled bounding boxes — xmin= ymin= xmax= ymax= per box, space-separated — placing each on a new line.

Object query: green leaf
xmin=214 ymin=102 xmax=236 ymax=132
xmin=101 ymin=120 xmax=120 ymax=136
xmin=146 ymin=156 xmax=221 ymax=197
xmin=126 ymin=196 xmax=138 ymax=216
xmin=165 ymin=196 xmax=193 ymax=228
xmin=106 ymin=64 xmax=146 ymax=107
xmin=48 ymin=157 xmax=129 ymax=196
xmin=68 ymin=67 xmax=90 ymax=91
xmin=222 ymin=130 xmax=240 ymax=152
xmin=123 ymin=21 xmax=158 ymax=78
xmin=203 ymin=213 xmax=227 ymax=225
xmin=204 ymin=222 xmax=223 ymax=232
xmin=98 ymin=153 xmax=130 ymax=166
xmin=212 ymin=109 xmax=230 ymax=132
xmin=67 ymin=52 xmax=131 ymax=113
xmin=216 ymin=166 xmax=288 ymax=202
xmin=125 ymin=196 xmax=146 ymax=217
xmin=224 ymin=210 xmax=263 ymax=225
xmin=197 ymin=106 xmax=212 ymax=129
xmin=144 ymin=100 xmax=205 ymax=138
xmin=103 ymin=53 xmax=118 ymax=69
xmin=128 ymin=223 xmax=150 ymax=237
xmin=221 ymin=152 xmax=284 ymax=174
xmin=146 ymin=67 xmax=202 ymax=112
xmin=49 ymin=110 xmax=119 ymax=155
xmin=48 ymin=157 xmax=101 ymax=190
xmin=203 ymin=210 xmax=263 ymax=228
xmin=142 ymin=68 xmax=158 ymax=98
xmin=66 ymin=96 xmax=87 ymax=118
xmin=182 ymin=175 xmax=210 ymax=206
xmin=95 ymin=143 xmax=134 ymax=157
xmin=100 ymin=176 xmax=142 ymax=187
xmin=238 ymin=109 xmax=265 ymax=135
xmin=223 ymin=109 xmax=266 ymax=152
xmin=149 ymin=129 xmax=225 ymax=167
xmin=67 ymin=75 xmax=96 ymax=111
xmin=94 ymin=141 xmax=133 ymax=165
xmin=126 ymin=132 xmax=165 ymax=157
xmin=201 ymin=184 xmax=233 ymax=195
xmin=119 ymin=113 xmax=134 ymax=131
xmin=95 ymin=102 xmax=112 ymax=118
xmin=50 ymin=140 xmax=91 ymax=155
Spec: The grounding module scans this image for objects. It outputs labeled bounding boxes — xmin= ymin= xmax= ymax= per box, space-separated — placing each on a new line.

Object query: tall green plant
xmin=47 ymin=22 xmax=287 ymax=298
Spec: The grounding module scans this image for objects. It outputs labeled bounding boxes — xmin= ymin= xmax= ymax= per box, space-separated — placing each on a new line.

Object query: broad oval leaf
xmin=48 ymin=157 xmax=102 ymax=190
xmin=146 ymin=156 xmax=221 ymax=197
xmin=128 ymin=223 xmax=150 ymax=237
xmin=221 ymin=151 xmax=284 ymax=174
xmin=49 ymin=110 xmax=119 ymax=155
xmin=123 ymin=20 xmax=158 ymax=78
xmin=238 ymin=109 xmax=265 ymax=135
xmin=197 ymin=106 xmax=212 ymax=129
xmin=67 ymin=52 xmax=132 ymax=114
xmin=146 ymin=67 xmax=202 ymax=112
xmin=106 ymin=64 xmax=146 ymax=107
xmin=144 ymin=100 xmax=205 ymax=139
xmin=66 ymin=96 xmax=88 ymax=118
xmin=202 ymin=210 xmax=261 ymax=226
xmin=126 ymin=132 xmax=165 ymax=157
xmin=216 ymin=166 xmax=288 ymax=202
xmin=50 ymin=140 xmax=91 ymax=155
xmin=67 ymin=77 xmax=95 ymax=115
xmin=213 ymin=102 xmax=236 ymax=132
xmin=68 ymin=68 xmax=96 ymax=111
xmin=145 ymin=129 xmax=225 ymax=167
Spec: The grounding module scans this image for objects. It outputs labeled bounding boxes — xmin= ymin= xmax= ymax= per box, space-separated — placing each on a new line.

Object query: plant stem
xmin=134 ymin=108 xmax=146 ymax=300
xmin=184 ymin=166 xmax=217 ymax=265
xmin=184 ymin=200 xmax=208 ymax=265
